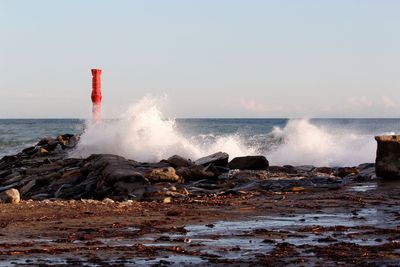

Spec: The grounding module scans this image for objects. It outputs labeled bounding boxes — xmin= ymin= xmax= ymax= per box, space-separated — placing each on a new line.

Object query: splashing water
xmin=72 ymin=97 xmax=394 ymax=166
xmin=268 ymin=119 xmax=377 ymax=166
xmin=73 ymin=97 xmax=257 ymax=162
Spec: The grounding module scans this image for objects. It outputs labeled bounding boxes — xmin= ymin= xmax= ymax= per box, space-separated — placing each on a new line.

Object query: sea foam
xmin=267 ymin=119 xmax=377 ymax=166
xmin=73 ymin=96 xmax=257 ymax=162
xmin=74 ymin=97 xmax=380 ymax=167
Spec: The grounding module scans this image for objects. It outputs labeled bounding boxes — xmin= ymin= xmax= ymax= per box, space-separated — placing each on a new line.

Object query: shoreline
xmin=1 ymin=180 xmax=399 ymax=265
xmin=0 ymin=133 xmax=399 ymax=265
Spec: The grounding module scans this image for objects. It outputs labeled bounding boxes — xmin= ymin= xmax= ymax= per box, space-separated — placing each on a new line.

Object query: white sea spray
xmin=73 ymin=96 xmax=257 ymax=162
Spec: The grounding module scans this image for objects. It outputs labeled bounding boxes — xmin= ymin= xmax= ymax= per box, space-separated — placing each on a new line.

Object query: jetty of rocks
xmin=0 ymin=133 xmax=382 ymax=203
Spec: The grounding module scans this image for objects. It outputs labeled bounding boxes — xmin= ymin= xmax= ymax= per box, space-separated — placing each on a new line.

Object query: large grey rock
xmin=195 ymin=152 xmax=229 ymax=167
xmin=228 ymin=156 xmax=269 ymax=170
xmin=0 ymin=188 xmax=20 ymax=204
xmin=375 ymin=135 xmax=400 ymax=179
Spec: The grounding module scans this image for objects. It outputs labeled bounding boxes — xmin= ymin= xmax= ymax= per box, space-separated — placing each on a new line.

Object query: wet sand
xmin=1 ymin=180 xmax=400 ymax=266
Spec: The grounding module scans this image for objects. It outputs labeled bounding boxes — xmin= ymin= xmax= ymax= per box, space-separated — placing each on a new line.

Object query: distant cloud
xmin=347 ymin=96 xmax=374 ymax=108
xmin=239 ymin=98 xmax=268 ymax=113
xmin=345 ymin=95 xmax=398 ymax=116
xmin=382 ymin=96 xmax=396 ymax=108
xmin=238 ymin=98 xmax=286 ymax=116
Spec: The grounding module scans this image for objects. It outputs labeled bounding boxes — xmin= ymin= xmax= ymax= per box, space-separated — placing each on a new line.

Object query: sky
xmin=0 ymin=0 xmax=399 ymax=118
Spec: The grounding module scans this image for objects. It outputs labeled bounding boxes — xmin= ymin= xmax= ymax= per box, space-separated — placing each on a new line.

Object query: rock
xmin=358 ymin=163 xmax=375 ymax=170
xmin=62 ymin=133 xmax=74 ymax=139
xmin=228 ymin=156 xmax=269 ymax=170
xmin=53 ymin=144 xmax=63 ymax=154
xmin=37 ymin=147 xmax=49 ymax=156
xmin=31 ymin=193 xmax=52 ymax=200
xmin=40 ymin=138 xmax=59 ymax=151
xmin=176 ymin=165 xmax=216 ymax=181
xmin=335 ymin=167 xmax=359 ymax=178
xmin=0 ymin=182 xmax=20 ymax=193
xmin=166 ymin=155 xmax=193 ymax=168
xmin=102 ymin=198 xmax=115 ymax=204
xmin=56 ymin=135 xmax=67 ymax=147
xmin=230 ymin=170 xmax=269 ymax=181
xmin=113 ymin=181 xmax=147 ymax=201
xmin=295 ymin=165 xmax=315 ymax=172
xmin=0 ymin=169 xmax=12 ymax=178
xmin=375 ymin=135 xmax=400 ymax=179
xmin=163 ymin=197 xmax=172 ymax=203
xmin=355 ymin=166 xmax=376 ymax=181
xmin=269 ymin=165 xmax=297 ymax=174
xmin=25 ymin=163 xmax=63 ymax=175
xmin=19 ymin=180 xmax=36 ymax=196
xmin=290 ymin=187 xmax=305 ymax=192
xmin=37 ymin=136 xmax=52 ymax=146
xmin=145 ymin=167 xmax=182 ymax=183
xmin=313 ymin=167 xmax=333 ymax=175
xmin=0 ymin=188 xmax=20 ymax=204
xmin=55 ymin=184 xmax=74 ymax=198
xmin=195 ymin=152 xmax=229 ymax=167
xmin=82 ymin=154 xmax=148 ymax=200
xmin=22 ymin=146 xmax=38 ymax=155
xmin=65 ymin=135 xmax=79 ymax=149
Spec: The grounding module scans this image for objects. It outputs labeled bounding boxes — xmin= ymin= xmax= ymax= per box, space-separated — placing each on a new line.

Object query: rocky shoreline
xmin=1 ymin=134 xmax=400 ymax=265
xmin=0 ymin=134 xmax=377 ymax=203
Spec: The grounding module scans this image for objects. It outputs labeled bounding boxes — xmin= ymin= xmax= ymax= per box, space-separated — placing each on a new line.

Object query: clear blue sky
xmin=1 ymin=0 xmax=399 ymax=118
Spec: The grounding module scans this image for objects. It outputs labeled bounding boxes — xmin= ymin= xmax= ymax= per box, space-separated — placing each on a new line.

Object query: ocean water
xmin=0 ymin=119 xmax=84 ymax=158
xmin=1 ymin=116 xmax=399 ymax=167
xmin=1 ymin=98 xmax=399 ymax=167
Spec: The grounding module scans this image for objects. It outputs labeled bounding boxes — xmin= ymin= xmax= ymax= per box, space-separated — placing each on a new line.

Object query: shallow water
xmin=3 ymin=205 xmax=397 ymax=266
xmin=347 ymin=182 xmax=378 ymax=192
xmin=3 ymin=181 xmax=400 ymax=266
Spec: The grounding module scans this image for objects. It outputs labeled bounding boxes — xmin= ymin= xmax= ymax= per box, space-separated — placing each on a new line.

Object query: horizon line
xmin=0 ymin=117 xmax=399 ymax=120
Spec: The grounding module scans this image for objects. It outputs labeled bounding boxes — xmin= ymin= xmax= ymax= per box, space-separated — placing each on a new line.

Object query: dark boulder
xmin=269 ymin=165 xmax=297 ymax=174
xmin=314 ymin=167 xmax=333 ymax=175
xmin=228 ymin=156 xmax=269 ymax=170
xmin=176 ymin=165 xmax=217 ymax=181
xmin=82 ymin=154 xmax=148 ymax=200
xmin=375 ymin=135 xmax=400 ymax=179
xmin=166 ymin=155 xmax=193 ymax=168
xmin=335 ymin=167 xmax=359 ymax=178
xmin=195 ymin=152 xmax=229 ymax=167
xmin=295 ymin=165 xmax=315 ymax=173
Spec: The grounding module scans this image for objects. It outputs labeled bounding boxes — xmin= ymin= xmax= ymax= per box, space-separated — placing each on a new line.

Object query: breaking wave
xmin=267 ymin=119 xmax=377 ymax=166
xmin=73 ymin=97 xmax=257 ymax=162
xmin=74 ymin=96 xmax=383 ymax=166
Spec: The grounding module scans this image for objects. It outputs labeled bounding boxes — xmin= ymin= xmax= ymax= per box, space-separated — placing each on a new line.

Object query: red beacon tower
xmin=91 ymin=69 xmax=102 ymax=123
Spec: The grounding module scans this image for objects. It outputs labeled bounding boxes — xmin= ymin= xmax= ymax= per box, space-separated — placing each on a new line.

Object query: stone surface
xmin=0 ymin=133 xmax=380 ymax=202
xmin=166 ymin=155 xmax=193 ymax=168
xmin=375 ymin=135 xmax=400 ymax=179
xmin=145 ymin=167 xmax=182 ymax=183
xmin=228 ymin=156 xmax=269 ymax=170
xmin=335 ymin=167 xmax=359 ymax=178
xmin=176 ymin=165 xmax=216 ymax=181
xmin=83 ymin=154 xmax=148 ymax=200
xmin=0 ymin=188 xmax=20 ymax=204
xmin=195 ymin=152 xmax=229 ymax=167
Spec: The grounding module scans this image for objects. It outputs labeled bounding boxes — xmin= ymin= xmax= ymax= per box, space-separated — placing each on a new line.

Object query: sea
xmin=1 ymin=117 xmax=400 ymax=167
